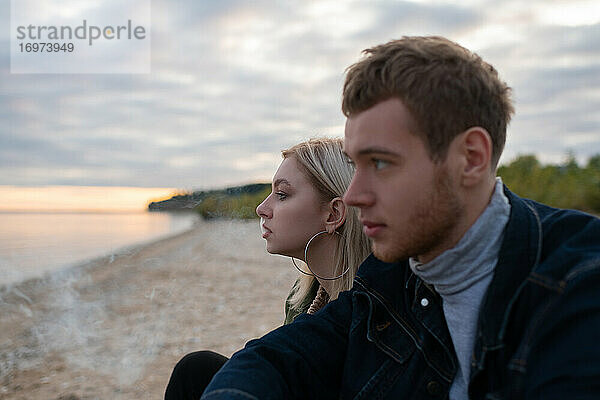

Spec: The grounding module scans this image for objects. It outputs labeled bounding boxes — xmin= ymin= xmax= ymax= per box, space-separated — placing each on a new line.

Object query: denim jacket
xmin=202 ymin=188 xmax=600 ymax=399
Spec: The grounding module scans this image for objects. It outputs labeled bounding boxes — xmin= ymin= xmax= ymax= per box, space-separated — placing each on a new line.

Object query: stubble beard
xmin=373 ymin=167 xmax=464 ymax=263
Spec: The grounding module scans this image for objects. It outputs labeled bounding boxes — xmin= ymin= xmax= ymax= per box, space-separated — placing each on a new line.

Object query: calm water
xmin=0 ymin=211 xmax=198 ymax=286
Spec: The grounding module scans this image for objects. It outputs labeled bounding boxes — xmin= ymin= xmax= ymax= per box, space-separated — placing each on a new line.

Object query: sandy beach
xmin=0 ymin=219 xmax=296 ymax=399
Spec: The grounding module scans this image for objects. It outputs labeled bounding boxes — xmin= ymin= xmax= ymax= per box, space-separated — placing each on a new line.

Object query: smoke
xmin=0 ymin=218 xmax=295 ymax=397
xmin=0 ymin=253 xmax=170 ymax=387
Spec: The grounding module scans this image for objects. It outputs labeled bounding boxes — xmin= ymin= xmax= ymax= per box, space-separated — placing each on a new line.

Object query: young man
xmin=201 ymin=37 xmax=600 ymax=399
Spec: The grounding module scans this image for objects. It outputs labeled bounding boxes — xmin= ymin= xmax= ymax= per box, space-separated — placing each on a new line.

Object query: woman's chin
xmin=263 ymin=243 xmax=302 ymax=259
xmin=264 ymin=245 xmax=278 ymax=255
xmin=266 ymin=247 xmax=296 ymax=259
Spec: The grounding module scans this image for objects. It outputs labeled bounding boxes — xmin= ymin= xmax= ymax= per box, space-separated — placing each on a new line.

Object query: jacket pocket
xmin=343 ymin=291 xmax=417 ymax=399
xmin=364 ymin=291 xmax=416 ymax=364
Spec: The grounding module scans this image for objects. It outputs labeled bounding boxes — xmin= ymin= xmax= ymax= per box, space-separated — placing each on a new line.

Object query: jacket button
xmin=420 ymin=298 xmax=429 ymax=307
xmin=426 ymin=381 xmax=442 ymax=396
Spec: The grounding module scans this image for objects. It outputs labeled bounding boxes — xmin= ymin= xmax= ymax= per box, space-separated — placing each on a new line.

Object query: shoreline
xmin=0 ymin=226 xmax=197 ymax=294
xmin=0 ymin=211 xmax=199 ymax=289
xmin=0 ymin=219 xmax=296 ymax=399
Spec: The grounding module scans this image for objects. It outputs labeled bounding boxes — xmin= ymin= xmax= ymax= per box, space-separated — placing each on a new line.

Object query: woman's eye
xmin=373 ymin=159 xmax=389 ymax=170
xmin=275 ymin=191 xmax=287 ymax=200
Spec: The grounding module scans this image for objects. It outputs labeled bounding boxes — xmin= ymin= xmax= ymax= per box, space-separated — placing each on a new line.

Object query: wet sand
xmin=0 ymin=220 xmax=296 ymax=399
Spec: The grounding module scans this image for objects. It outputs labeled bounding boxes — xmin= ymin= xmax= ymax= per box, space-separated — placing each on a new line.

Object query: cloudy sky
xmin=1 ymin=0 xmax=599 ymax=191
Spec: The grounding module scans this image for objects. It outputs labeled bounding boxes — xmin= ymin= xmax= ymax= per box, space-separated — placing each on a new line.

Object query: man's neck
xmin=410 ymin=177 xmax=509 ymax=291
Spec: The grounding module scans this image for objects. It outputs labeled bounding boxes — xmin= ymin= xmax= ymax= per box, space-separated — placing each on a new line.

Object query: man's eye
xmin=373 ymin=159 xmax=389 ymax=170
xmin=275 ymin=192 xmax=287 ymax=200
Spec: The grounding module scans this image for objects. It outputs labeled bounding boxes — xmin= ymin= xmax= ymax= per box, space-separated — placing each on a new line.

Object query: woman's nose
xmin=256 ymin=196 xmax=272 ymax=218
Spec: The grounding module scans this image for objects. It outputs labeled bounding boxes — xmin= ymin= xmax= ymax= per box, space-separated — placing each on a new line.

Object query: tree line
xmin=153 ymin=153 xmax=600 ymax=218
xmin=498 ymin=153 xmax=600 ymax=214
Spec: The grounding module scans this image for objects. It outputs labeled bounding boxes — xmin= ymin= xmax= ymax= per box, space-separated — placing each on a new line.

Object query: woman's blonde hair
xmin=282 ymin=137 xmax=371 ymax=308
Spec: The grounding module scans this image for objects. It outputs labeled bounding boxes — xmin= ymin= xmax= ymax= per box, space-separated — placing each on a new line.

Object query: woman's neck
xmin=303 ymin=232 xmax=339 ymax=296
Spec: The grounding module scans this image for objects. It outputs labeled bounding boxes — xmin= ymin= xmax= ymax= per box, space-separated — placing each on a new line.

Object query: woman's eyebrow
xmin=273 ymin=178 xmax=291 ymax=188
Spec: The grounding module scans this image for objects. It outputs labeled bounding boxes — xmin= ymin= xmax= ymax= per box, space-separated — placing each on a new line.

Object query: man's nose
xmin=343 ymin=172 xmax=374 ymax=208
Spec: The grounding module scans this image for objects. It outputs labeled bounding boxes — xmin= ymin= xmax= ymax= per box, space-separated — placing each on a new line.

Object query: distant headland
xmin=148 ymin=183 xmax=270 ymax=219
xmin=149 ymin=153 xmax=600 ymax=218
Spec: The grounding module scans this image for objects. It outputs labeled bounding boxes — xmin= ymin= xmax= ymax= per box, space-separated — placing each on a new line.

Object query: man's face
xmin=343 ymin=97 xmax=464 ymax=263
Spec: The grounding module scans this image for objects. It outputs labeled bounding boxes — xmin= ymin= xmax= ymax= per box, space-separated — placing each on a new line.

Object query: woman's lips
xmin=261 ymin=225 xmax=272 ymax=238
xmin=259 ymin=218 xmax=272 ymax=238
xmin=362 ymin=221 xmax=385 ymax=237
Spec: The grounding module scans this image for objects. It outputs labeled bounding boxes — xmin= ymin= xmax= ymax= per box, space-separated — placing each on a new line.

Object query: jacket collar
xmin=356 ymin=254 xmax=404 ymax=295
xmin=355 ymin=254 xmax=413 ymax=317
xmin=355 ymin=187 xmax=543 ymax=350
xmin=478 ymin=186 xmax=542 ymax=348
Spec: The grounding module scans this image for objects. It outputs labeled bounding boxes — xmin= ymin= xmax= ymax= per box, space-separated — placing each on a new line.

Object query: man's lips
xmin=361 ymin=220 xmax=385 ymax=237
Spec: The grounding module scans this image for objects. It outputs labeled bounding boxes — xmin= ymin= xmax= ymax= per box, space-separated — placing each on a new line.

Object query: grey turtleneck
xmin=409 ymin=178 xmax=510 ymax=399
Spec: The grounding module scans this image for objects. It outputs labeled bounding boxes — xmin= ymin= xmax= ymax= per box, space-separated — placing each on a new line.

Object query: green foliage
xmin=148 ymin=183 xmax=271 ymax=212
xmin=196 ymin=186 xmax=271 ymax=220
xmin=498 ymin=154 xmax=600 ymax=213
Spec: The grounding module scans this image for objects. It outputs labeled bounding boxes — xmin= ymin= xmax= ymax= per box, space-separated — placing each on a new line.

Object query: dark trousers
xmin=164 ymin=351 xmax=229 ymax=400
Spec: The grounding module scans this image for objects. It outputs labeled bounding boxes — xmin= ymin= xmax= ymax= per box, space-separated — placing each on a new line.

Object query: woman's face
xmin=256 ymin=156 xmax=328 ymax=259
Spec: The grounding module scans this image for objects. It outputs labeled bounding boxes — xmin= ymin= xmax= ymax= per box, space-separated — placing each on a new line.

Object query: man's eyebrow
xmin=355 ymin=147 xmax=401 ymax=157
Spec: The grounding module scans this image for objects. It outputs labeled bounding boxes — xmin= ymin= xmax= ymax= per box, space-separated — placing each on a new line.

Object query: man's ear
xmin=456 ymin=127 xmax=493 ymax=187
xmin=325 ymin=197 xmax=346 ymax=233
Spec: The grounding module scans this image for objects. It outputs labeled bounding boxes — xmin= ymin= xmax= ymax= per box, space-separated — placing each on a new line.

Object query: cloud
xmin=472 ymin=21 xmax=600 ymax=164
xmin=1 ymin=0 xmax=599 ymax=188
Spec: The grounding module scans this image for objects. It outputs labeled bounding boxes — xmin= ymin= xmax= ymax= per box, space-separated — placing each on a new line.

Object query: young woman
xmin=165 ymin=138 xmax=371 ymax=400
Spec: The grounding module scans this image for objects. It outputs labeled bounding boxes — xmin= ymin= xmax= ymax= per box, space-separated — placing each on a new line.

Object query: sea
xmin=0 ymin=211 xmax=199 ymax=286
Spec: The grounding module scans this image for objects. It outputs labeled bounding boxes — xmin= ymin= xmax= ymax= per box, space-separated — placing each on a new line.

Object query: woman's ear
xmin=325 ymin=197 xmax=346 ymax=233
